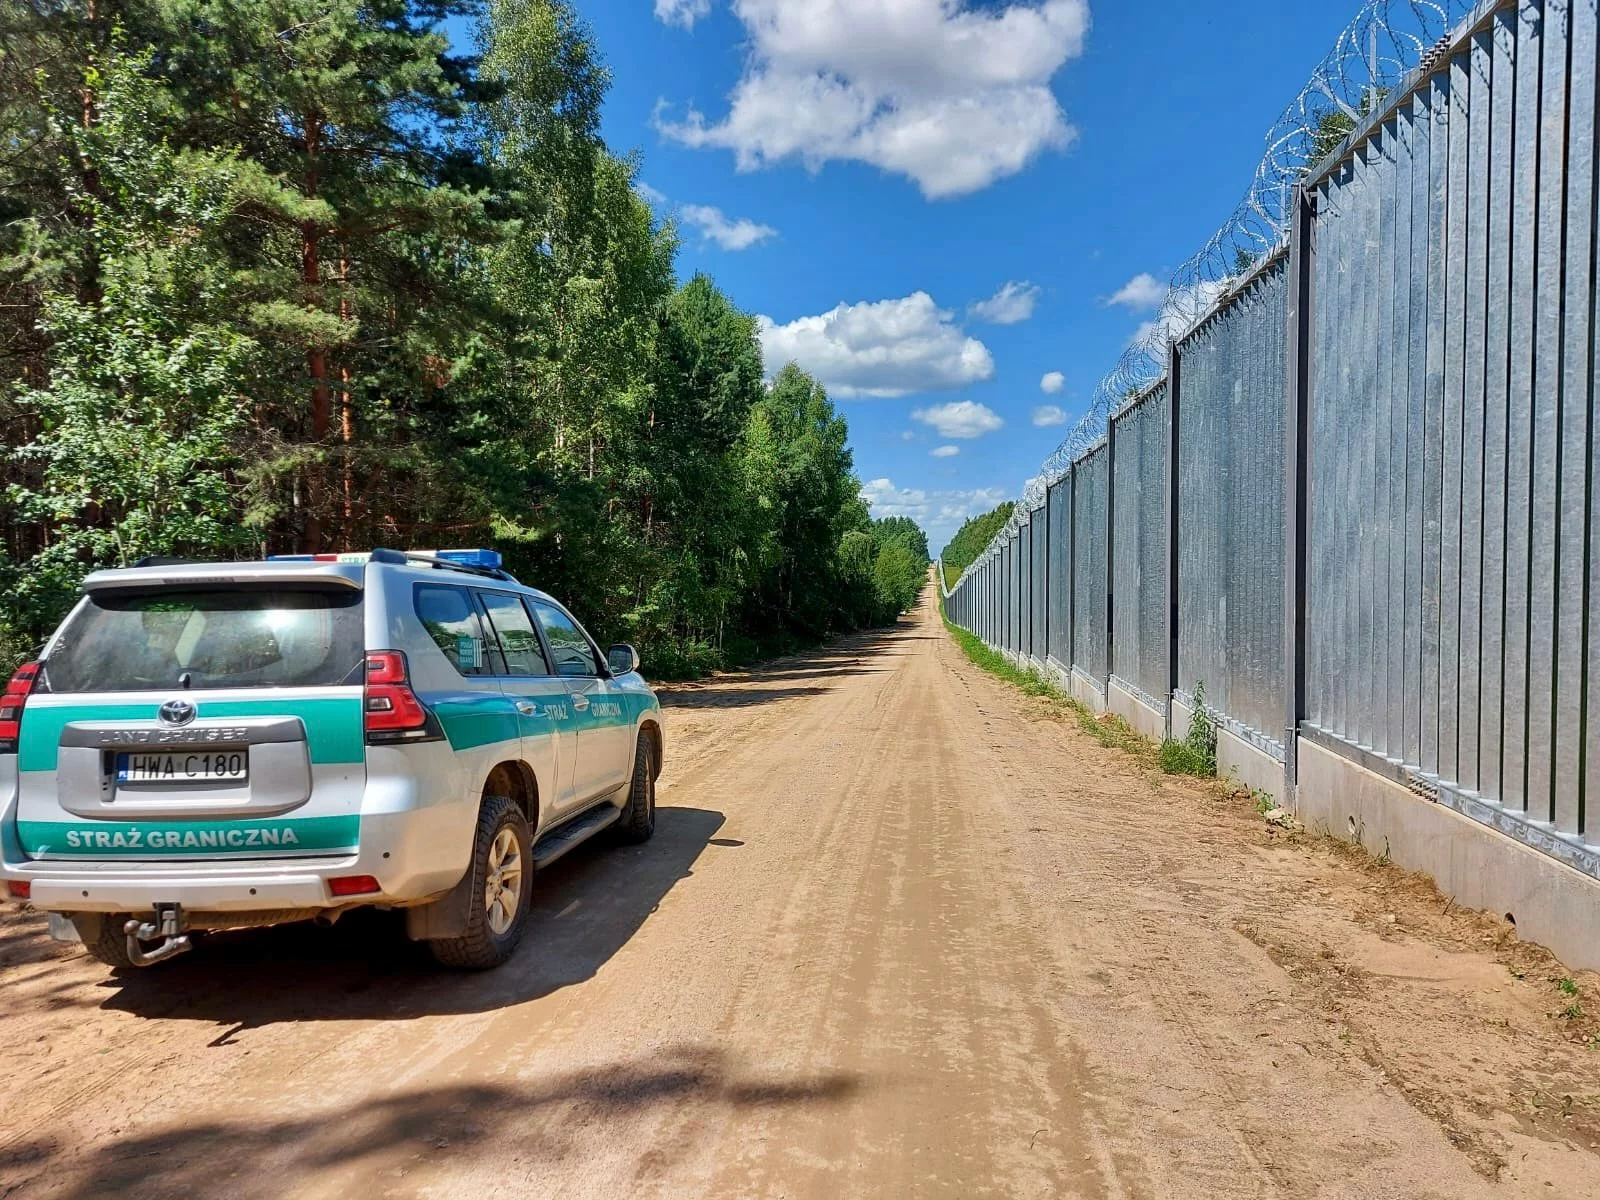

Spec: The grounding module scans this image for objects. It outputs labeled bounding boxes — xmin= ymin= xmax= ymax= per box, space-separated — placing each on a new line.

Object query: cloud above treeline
xmin=757 ymin=292 xmax=995 ymax=397
xmin=653 ymin=0 xmax=1089 ymax=198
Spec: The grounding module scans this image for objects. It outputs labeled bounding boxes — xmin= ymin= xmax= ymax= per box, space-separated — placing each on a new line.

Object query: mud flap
xmin=403 ymin=868 xmax=475 ymax=941
xmin=48 ymin=913 xmax=81 ymax=942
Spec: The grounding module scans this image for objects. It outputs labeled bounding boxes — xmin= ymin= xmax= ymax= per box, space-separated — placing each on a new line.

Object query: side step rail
xmin=531 ymin=804 xmax=620 ymax=869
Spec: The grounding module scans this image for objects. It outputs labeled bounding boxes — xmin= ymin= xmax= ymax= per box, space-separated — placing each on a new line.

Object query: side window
xmin=531 ymin=602 xmax=600 ymax=678
xmin=414 ymin=585 xmax=499 ymax=677
xmin=477 ymin=591 xmax=551 ymax=676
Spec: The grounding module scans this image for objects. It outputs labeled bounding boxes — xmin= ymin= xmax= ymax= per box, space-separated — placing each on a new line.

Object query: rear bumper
xmin=1 ymin=807 xmax=469 ymax=915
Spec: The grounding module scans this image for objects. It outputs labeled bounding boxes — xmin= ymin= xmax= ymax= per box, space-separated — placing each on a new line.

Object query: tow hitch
xmin=123 ymin=903 xmax=192 ymax=966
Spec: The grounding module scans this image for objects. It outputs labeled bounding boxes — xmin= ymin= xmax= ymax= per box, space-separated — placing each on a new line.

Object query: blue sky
xmin=573 ymin=0 xmax=1357 ymax=550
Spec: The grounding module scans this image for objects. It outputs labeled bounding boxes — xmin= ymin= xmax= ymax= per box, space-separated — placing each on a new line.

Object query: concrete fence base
xmin=1292 ymin=738 xmax=1600 ymax=973
xmin=1108 ymin=678 xmax=1166 ymax=742
xmin=1070 ymin=669 xmax=1109 ymax=715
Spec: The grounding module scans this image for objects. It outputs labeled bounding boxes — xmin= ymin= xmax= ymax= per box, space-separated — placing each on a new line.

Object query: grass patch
xmin=1159 ymin=738 xmax=1215 ymax=776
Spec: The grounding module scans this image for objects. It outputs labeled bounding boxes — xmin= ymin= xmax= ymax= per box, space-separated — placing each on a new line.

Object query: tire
xmin=615 ymin=730 xmax=656 ymax=845
xmin=429 ymin=795 xmax=532 ymax=970
xmin=73 ymin=912 xmax=137 ymax=970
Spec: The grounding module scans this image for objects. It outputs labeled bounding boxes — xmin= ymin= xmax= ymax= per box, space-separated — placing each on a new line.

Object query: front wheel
xmin=429 ymin=795 xmax=531 ymax=970
xmin=616 ymin=731 xmax=656 ymax=844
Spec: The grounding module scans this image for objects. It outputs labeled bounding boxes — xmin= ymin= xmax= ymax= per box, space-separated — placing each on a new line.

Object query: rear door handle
xmin=515 ymin=700 xmax=537 ymax=715
xmin=570 ymin=693 xmax=590 ymax=711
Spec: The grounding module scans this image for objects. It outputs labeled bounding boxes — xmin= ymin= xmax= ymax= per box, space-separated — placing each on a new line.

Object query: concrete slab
xmin=1108 ymin=678 xmax=1167 ymax=741
xmin=1217 ymin=728 xmax=1285 ymax=803
xmin=1071 ymin=670 xmax=1108 ymax=715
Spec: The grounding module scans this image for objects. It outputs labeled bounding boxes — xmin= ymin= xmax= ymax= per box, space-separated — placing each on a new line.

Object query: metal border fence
xmin=939 ymin=0 xmax=1600 ymax=885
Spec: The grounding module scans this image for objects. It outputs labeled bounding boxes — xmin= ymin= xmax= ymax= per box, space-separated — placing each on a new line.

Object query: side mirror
xmin=607 ymin=643 xmax=641 ymax=676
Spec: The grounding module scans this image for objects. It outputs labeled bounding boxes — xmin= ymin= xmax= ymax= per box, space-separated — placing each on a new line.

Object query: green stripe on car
xmin=18 ymin=814 xmax=360 ymax=858
xmin=432 ymin=694 xmax=521 ymax=751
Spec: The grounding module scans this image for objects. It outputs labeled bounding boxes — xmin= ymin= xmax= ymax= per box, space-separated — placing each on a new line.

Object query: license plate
xmin=115 ymin=750 xmax=248 ymax=785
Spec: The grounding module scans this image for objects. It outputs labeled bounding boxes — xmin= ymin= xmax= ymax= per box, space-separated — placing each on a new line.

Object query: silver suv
xmin=0 ymin=548 xmax=664 ymax=970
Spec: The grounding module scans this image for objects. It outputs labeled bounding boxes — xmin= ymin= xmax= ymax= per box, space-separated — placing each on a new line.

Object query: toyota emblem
xmin=158 ymin=700 xmax=197 ymax=727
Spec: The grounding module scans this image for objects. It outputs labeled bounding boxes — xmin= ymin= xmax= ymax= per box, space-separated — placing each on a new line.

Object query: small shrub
xmin=1160 ymin=682 xmax=1217 ymax=777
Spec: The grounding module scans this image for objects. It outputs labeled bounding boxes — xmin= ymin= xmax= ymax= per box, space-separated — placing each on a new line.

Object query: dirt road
xmin=3 ymin=591 xmax=1599 ymax=1199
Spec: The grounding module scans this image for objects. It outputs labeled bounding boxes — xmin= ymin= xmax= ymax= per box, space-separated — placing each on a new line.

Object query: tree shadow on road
xmin=89 ymin=806 xmax=726 ymax=1031
xmin=10 ymin=1047 xmax=862 ymax=1200
xmin=659 ymin=685 xmax=832 ymax=709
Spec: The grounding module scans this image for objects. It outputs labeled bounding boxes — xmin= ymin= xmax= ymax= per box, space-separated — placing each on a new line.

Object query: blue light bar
xmin=425 ymin=548 xmax=503 ymax=570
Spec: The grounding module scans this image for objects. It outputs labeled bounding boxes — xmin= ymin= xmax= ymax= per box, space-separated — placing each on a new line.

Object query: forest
xmin=0 ymin=0 xmax=929 ymax=676
xmin=939 ymin=502 xmax=1014 ymax=587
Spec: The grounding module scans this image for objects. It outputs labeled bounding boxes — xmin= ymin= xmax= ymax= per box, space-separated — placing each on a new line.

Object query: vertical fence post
xmin=1165 ymin=346 xmax=1183 ymax=741
xmin=1284 ymin=184 xmax=1315 ymax=804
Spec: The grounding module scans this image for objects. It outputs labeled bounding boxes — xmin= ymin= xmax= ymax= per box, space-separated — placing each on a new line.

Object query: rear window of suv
xmin=42 ymin=588 xmax=365 ymax=692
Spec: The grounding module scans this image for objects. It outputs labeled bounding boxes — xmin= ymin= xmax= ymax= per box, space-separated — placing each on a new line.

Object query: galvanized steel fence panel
xmin=1047 ymin=478 xmax=1072 ymax=668
xmin=1030 ymin=504 xmax=1049 ymax=660
xmin=1174 ymin=257 xmax=1289 ymax=753
xmin=1110 ymin=385 xmax=1170 ymax=706
xmin=1072 ymin=446 xmax=1111 ymax=685
xmin=1024 ymin=521 xmax=1036 ymax=662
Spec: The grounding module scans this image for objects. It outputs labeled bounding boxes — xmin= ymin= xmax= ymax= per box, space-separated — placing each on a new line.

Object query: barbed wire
xmin=956 ymin=0 xmax=1471 ymax=588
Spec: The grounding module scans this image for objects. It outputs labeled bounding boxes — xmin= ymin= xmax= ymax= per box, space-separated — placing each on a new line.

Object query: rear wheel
xmin=616 ymin=730 xmax=656 ymax=844
xmin=72 ymin=912 xmax=137 ymax=970
xmin=429 ymin=795 xmax=531 ymax=970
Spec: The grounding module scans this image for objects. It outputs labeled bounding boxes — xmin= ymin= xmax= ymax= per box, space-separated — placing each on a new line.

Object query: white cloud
xmin=679 ymin=203 xmax=778 ymax=251
xmin=655 ymin=0 xmax=712 ymax=29
xmin=968 ymin=281 xmax=1040 ymax=325
xmin=931 ymin=444 xmax=960 ymax=458
xmin=654 ymin=0 xmax=1089 ymax=199
xmin=757 ymin=292 xmax=994 ymax=397
xmin=1039 ymin=370 xmax=1065 ymax=394
xmin=635 ymin=181 xmax=668 ymax=206
xmin=1107 ymin=271 xmax=1166 ymax=311
xmin=912 ymin=399 xmax=1004 ymax=439
xmin=1032 ymin=405 xmax=1068 ymax=427
xmin=900 ymin=430 xmax=916 ymax=441
xmin=860 ymin=477 xmax=1011 ymax=545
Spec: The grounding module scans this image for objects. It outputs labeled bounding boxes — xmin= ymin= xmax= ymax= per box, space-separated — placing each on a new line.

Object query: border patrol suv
xmin=0 ymin=548 xmax=663 ymax=970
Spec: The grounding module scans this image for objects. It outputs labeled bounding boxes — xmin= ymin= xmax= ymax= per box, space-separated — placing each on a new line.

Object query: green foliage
xmin=4 ymin=58 xmax=256 ymax=629
xmin=939 ymin=501 xmax=1015 ymax=580
xmin=1160 ymin=681 xmax=1218 ymax=777
xmin=0 ymin=2 xmax=893 ymax=678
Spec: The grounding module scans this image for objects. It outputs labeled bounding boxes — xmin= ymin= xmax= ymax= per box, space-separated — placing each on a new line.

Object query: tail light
xmin=6 ymin=880 xmax=30 ymax=900
xmin=0 ymin=662 xmax=40 ymax=753
xmin=328 ymin=874 xmax=381 ymax=897
xmin=363 ymin=651 xmax=441 ymax=743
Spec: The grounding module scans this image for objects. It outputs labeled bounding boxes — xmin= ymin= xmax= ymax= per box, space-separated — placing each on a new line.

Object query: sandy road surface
xmin=3 ymin=590 xmax=1600 ymax=1199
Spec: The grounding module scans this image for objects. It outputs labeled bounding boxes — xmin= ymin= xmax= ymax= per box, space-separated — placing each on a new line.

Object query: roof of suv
xmin=78 ymin=556 xmax=558 ymax=606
